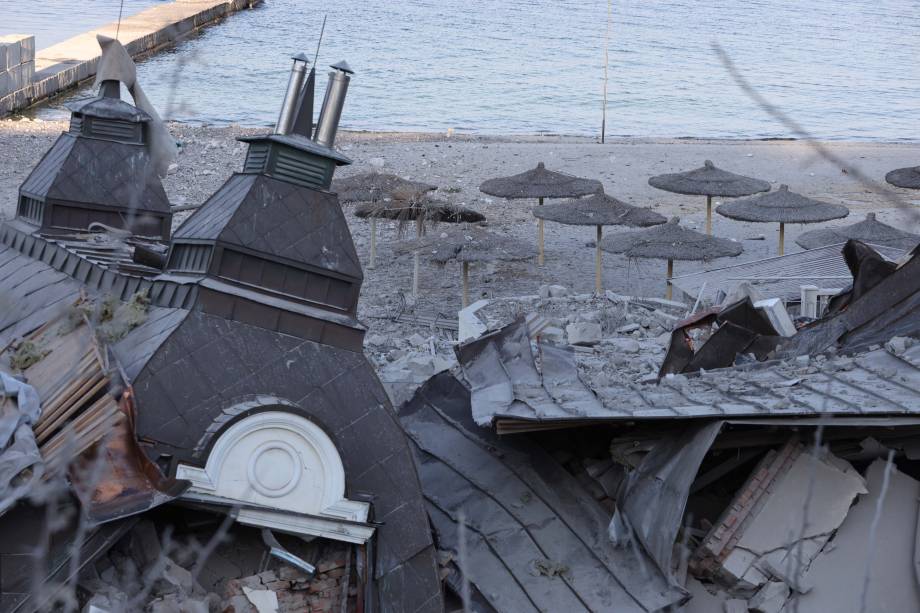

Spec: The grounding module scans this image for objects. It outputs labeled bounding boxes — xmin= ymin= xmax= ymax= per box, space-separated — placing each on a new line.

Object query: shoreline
xmin=3 ymin=116 xmax=919 ymax=342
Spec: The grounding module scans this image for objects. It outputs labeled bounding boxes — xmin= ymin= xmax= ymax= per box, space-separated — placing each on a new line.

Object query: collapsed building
xmin=3 ymin=37 xmax=920 ymax=613
xmin=0 ymin=41 xmax=441 ymax=612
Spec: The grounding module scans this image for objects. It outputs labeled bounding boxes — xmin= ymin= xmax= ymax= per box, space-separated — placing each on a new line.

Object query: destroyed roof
xmin=400 ymin=372 xmax=686 ymax=612
xmin=670 ymin=242 xmax=906 ymax=305
xmin=458 ymin=319 xmax=920 ymax=431
xmin=19 ymin=133 xmax=171 ymax=214
xmin=173 ymin=173 xmax=363 ymax=280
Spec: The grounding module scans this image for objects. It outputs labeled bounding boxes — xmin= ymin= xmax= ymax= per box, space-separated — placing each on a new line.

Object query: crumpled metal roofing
xmin=400 ymin=372 xmax=686 ymax=612
xmin=459 ymin=318 xmax=920 ymax=429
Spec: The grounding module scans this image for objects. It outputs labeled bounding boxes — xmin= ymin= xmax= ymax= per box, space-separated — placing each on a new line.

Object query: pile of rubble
xmin=77 ymin=516 xmax=355 ymax=613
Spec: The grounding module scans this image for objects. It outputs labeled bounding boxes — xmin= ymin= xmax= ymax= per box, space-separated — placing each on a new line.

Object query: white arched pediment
xmin=176 ymin=409 xmax=373 ymax=543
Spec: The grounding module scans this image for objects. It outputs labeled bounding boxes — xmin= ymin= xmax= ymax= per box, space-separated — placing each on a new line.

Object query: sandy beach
xmin=3 ymin=117 xmax=919 ymax=329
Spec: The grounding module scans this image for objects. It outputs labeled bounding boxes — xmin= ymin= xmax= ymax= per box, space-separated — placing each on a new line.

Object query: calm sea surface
xmin=9 ymin=0 xmax=920 ymax=140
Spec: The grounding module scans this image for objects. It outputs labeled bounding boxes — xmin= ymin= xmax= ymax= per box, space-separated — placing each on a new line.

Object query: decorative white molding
xmin=176 ymin=409 xmax=371 ymax=541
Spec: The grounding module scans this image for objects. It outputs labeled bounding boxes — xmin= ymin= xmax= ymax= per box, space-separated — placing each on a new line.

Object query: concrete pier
xmin=0 ymin=0 xmax=261 ymax=116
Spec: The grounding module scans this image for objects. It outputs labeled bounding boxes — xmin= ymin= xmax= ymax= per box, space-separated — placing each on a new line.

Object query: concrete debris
xmin=566 ymin=321 xmax=602 ymax=346
xmin=691 ymin=439 xmax=866 ymax=595
xmin=753 ymin=298 xmax=796 ymax=337
xmin=748 ymin=580 xmax=788 ymax=613
xmin=458 ymin=299 xmax=490 ymax=342
xmin=538 ymin=284 xmax=569 ymax=298
xmin=242 ymin=587 xmax=279 ymax=613
xmin=724 ymin=599 xmax=749 ymax=613
xmin=789 ymin=459 xmax=920 ymax=612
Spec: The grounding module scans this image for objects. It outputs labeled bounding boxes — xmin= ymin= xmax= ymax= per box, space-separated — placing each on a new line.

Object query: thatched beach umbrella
xmin=885 ymin=166 xmax=920 ymax=190
xmin=716 ymin=184 xmax=849 ymax=255
xmin=795 ymin=213 xmax=920 ymax=251
xmin=648 ymin=160 xmax=770 ymax=235
xmin=395 ymin=227 xmax=536 ymax=307
xmin=333 ymin=172 xmax=437 ymax=203
xmin=355 ymin=196 xmax=485 ymax=295
xmin=532 ymin=187 xmax=666 ymax=293
xmin=600 ymin=217 xmax=743 ymax=299
xmin=479 ymin=162 xmax=601 ymax=265
xmin=333 ymin=172 xmax=437 ymax=268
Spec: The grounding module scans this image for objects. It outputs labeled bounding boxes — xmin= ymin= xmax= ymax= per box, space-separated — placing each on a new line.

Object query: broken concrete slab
xmin=692 ymin=440 xmax=866 ymax=593
xmin=566 ymin=321 xmax=602 ymax=346
xmin=754 ymin=298 xmax=797 ymax=337
xmin=788 ymin=459 xmax=920 ymax=613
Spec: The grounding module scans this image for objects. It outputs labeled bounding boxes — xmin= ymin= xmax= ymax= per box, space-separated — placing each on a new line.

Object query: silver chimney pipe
xmin=275 ymin=53 xmax=310 ymax=135
xmin=313 ymin=61 xmax=353 ymax=148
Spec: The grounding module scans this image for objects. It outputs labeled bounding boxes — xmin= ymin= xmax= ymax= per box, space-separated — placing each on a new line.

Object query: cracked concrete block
xmin=566 ymin=322 xmax=602 ymax=346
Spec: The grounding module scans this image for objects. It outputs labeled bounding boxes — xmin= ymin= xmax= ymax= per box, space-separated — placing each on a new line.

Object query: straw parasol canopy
xmin=795 ymin=213 xmax=920 ymax=251
xmin=354 ymin=192 xmax=485 ymax=295
xmin=885 ymin=166 xmax=920 ymax=190
xmin=355 ymin=197 xmax=485 ymax=226
xmin=479 ymin=162 xmax=602 ymax=200
xmin=479 ymin=162 xmax=602 ymax=265
xmin=395 ymin=227 xmax=536 ymax=306
xmin=532 ymin=186 xmax=666 ymax=293
xmin=600 ymin=217 xmax=743 ymax=298
xmin=716 ymin=184 xmax=849 ymax=255
xmin=648 ymin=160 xmax=771 ymax=235
xmin=332 ymin=172 xmax=437 ymax=204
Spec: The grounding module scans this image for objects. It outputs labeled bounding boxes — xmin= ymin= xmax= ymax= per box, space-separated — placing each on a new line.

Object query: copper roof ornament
xmin=600 ymin=217 xmax=743 ymax=299
xmin=395 ymin=227 xmax=536 ymax=307
xmin=885 ymin=165 xmax=920 ymax=190
xmin=479 ymin=162 xmax=602 ymax=266
xmin=533 ymin=186 xmax=666 ymax=293
xmin=716 ymin=184 xmax=849 ymax=255
xmin=795 ymin=212 xmax=920 ymax=251
xmin=648 ymin=160 xmax=771 ymax=236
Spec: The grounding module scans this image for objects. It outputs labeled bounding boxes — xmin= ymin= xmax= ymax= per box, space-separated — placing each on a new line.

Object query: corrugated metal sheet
xmin=459 ymin=319 xmax=920 ymax=430
xmin=670 ymin=243 xmax=906 ymax=305
xmin=401 ymin=372 xmax=686 ymax=612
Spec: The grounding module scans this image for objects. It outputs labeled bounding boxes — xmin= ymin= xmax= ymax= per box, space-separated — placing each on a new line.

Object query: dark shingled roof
xmin=648 ymin=160 xmax=770 ymax=197
xmin=480 ymin=162 xmax=602 ymax=200
xmin=600 ymin=217 xmax=743 ymax=261
xmin=174 ymin=173 xmax=363 ymax=280
xmin=533 ymin=187 xmax=667 ymax=227
xmin=716 ymin=185 xmax=849 ymax=224
xmin=796 ymin=213 xmax=920 ymax=251
xmin=19 ymin=133 xmax=170 ymax=214
xmin=332 ymin=172 xmax=437 ymax=203
xmin=885 ymin=165 xmax=920 ymax=190
xmin=395 ymin=226 xmax=536 ymax=264
xmin=400 ymin=372 xmax=686 ymax=612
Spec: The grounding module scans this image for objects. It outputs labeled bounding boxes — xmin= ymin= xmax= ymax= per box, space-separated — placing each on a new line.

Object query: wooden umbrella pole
xmin=706 ymin=195 xmax=713 ymax=235
xmin=462 ymin=261 xmax=470 ymax=308
xmin=537 ymin=197 xmax=545 ymax=266
xmin=666 ymin=258 xmax=674 ymax=300
xmin=369 ymin=217 xmax=377 ymax=269
xmin=595 ymin=225 xmax=603 ymax=294
xmin=779 ymin=222 xmax=785 ymax=256
xmin=413 ymin=217 xmax=422 ymax=297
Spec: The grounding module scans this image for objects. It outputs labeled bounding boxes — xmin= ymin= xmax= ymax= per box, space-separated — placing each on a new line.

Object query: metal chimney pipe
xmin=100 ymin=79 xmax=120 ymax=99
xmin=313 ymin=61 xmax=353 ymax=148
xmin=275 ymin=53 xmax=310 ymax=135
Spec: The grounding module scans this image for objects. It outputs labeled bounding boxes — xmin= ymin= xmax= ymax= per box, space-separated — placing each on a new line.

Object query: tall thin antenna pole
xmin=601 ymin=0 xmax=612 ymax=143
xmin=115 ymin=0 xmax=126 ymax=41
xmin=314 ymin=15 xmax=327 ymax=65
